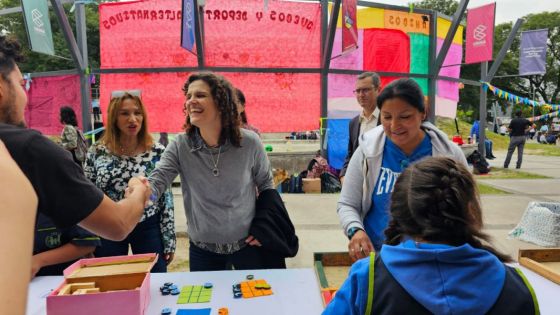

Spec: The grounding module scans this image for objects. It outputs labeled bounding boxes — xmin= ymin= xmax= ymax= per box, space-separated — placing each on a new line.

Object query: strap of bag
xmin=365 ymin=252 xmax=375 ymax=315
xmin=514 ymin=268 xmax=540 ymax=315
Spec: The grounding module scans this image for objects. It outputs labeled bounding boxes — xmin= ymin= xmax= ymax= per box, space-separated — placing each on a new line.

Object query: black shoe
xmin=486 ymin=156 xmax=495 ymax=160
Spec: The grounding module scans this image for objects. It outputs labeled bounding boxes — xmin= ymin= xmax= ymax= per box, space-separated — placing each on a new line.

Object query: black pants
xmin=189 ymin=242 xmax=265 ymax=272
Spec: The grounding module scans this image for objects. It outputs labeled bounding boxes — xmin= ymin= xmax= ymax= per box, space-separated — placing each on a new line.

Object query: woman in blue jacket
xmin=325 ymin=157 xmax=539 ymax=315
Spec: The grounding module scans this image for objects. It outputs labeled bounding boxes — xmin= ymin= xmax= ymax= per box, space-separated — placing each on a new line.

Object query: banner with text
xmin=21 ymin=0 xmax=54 ymax=56
xmin=519 ymin=29 xmax=548 ymax=75
xmin=465 ymin=2 xmax=495 ymax=64
xmin=181 ymin=0 xmax=197 ymax=54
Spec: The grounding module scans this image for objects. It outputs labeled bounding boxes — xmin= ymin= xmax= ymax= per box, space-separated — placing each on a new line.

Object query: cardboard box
xmin=47 ymin=253 xmax=157 ymax=315
xmin=303 ymin=178 xmax=321 ymax=193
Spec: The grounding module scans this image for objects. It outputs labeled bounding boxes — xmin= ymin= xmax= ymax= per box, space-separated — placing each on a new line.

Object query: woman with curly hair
xmin=84 ymin=92 xmax=175 ymax=272
xmin=325 ymin=157 xmax=539 ymax=315
xmin=149 ymin=72 xmax=274 ymax=271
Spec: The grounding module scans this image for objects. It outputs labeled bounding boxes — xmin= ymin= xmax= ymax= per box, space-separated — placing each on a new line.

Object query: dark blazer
xmin=250 ymin=189 xmax=299 ymax=268
xmin=340 ymin=114 xmax=380 ymax=177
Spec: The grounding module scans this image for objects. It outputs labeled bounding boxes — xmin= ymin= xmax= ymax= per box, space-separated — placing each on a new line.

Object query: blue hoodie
xmin=323 ymin=240 xmax=507 ymax=315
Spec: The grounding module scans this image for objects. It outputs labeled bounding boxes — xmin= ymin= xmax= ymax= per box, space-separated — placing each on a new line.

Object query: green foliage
xmin=0 ymin=0 xmax=100 ymax=73
xmin=412 ymin=0 xmax=459 ymax=17
xmin=456 ymin=108 xmax=474 ymax=123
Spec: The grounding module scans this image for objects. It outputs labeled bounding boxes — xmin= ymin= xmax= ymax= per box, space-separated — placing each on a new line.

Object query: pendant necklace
xmin=207 ymin=146 xmax=221 ymax=177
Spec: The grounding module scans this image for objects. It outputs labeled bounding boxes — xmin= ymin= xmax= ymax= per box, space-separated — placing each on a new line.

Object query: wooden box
xmin=303 ymin=178 xmax=321 ymax=193
xmin=314 ymin=252 xmax=353 ymax=306
xmin=47 ymin=253 xmax=157 ymax=315
xmin=519 ymin=248 xmax=560 ymax=285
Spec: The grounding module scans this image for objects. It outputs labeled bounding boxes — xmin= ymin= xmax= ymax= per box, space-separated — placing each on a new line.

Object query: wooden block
xmin=58 ymin=284 xmax=73 ymax=296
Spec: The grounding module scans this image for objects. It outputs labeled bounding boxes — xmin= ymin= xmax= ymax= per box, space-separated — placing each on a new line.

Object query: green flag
xmin=21 ymin=0 xmax=55 ymax=56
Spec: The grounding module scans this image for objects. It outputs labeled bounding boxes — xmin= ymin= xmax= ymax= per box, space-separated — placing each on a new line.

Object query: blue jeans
xmin=94 ymin=214 xmax=167 ymax=272
xmin=189 ymin=242 xmax=265 ymax=272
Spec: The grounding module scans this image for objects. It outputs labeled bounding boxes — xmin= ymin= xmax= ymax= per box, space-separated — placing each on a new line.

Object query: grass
xmin=436 ymin=117 xmax=560 ymax=155
xmin=475 ymin=167 xmax=549 ymax=179
xmin=477 ymin=182 xmax=510 ymax=194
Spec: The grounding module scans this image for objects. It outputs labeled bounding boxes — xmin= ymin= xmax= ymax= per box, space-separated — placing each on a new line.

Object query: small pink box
xmin=46 ymin=253 xmax=157 ymax=315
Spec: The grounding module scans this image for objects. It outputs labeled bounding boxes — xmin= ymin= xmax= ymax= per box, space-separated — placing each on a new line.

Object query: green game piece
xmin=246 ymin=274 xmax=254 ymax=280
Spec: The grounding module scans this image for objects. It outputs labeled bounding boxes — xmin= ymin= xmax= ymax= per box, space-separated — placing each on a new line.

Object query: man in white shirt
xmin=340 ymin=72 xmax=381 ymax=182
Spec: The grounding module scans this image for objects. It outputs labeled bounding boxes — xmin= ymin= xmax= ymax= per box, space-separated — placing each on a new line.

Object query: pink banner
xmin=99 ymin=0 xmax=197 ymax=68
xmin=331 ymin=29 xmax=363 ymax=70
xmin=437 ymin=39 xmax=462 ymax=101
xmin=465 ymin=3 xmax=495 ymax=64
xmin=204 ymin=0 xmax=321 ymax=67
xmin=100 ymin=72 xmax=320 ymax=133
xmin=100 ymin=0 xmax=321 ymax=69
xmin=25 ymin=75 xmax=81 ymax=135
xmin=342 ymin=0 xmax=358 ymax=54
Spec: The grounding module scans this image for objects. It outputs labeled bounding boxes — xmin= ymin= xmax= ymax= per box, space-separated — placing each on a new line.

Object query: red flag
xmin=465 ymin=3 xmax=495 ymax=64
xmin=342 ymin=0 xmax=358 ymax=54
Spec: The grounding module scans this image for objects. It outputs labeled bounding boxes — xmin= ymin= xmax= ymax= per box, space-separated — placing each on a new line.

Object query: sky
xmin=366 ymin=0 xmax=560 ymax=24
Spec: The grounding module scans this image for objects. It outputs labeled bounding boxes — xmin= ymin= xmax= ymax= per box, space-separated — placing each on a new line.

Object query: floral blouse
xmin=84 ymin=142 xmax=176 ymax=254
xmin=60 ymin=124 xmax=78 ymax=150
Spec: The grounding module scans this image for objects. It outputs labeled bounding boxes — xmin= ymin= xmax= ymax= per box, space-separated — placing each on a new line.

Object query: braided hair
xmin=385 ymin=157 xmax=511 ymax=262
xmin=182 ymin=72 xmax=241 ymax=147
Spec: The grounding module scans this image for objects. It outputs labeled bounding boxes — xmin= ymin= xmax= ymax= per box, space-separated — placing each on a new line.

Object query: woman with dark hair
xmin=149 ymin=72 xmax=274 ymax=271
xmin=59 ymin=106 xmax=84 ymax=165
xmin=84 ymin=92 xmax=175 ymax=272
xmin=235 ymin=88 xmax=260 ymax=136
xmin=325 ymin=157 xmax=539 ymax=315
xmin=337 ymin=78 xmax=467 ymax=261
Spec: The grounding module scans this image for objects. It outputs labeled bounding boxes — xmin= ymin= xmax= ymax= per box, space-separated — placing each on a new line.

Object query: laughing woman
xmin=149 ymin=72 xmax=274 ymax=271
xmin=337 ymin=78 xmax=468 ymax=261
xmin=84 ymin=93 xmax=175 ymax=272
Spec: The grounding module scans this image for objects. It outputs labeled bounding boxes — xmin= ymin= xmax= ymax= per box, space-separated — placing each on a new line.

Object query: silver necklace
xmin=206 ymin=146 xmax=221 ymax=176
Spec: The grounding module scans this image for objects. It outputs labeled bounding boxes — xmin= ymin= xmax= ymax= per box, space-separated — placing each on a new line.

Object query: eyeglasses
xmin=353 ymin=87 xmax=374 ymax=95
xmin=111 ymin=89 xmax=142 ymax=99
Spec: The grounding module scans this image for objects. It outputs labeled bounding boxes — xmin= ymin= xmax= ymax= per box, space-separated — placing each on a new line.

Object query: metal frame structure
xmin=5 ymin=0 xmax=480 ymax=144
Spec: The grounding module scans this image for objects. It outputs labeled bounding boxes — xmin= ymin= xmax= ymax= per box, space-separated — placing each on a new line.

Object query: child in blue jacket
xmin=324 ymin=157 xmax=539 ymax=315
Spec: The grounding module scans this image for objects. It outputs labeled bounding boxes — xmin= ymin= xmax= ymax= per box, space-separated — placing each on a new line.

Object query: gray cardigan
xmin=149 ymin=129 xmax=274 ymax=244
xmin=337 ymin=122 xmax=468 ymax=236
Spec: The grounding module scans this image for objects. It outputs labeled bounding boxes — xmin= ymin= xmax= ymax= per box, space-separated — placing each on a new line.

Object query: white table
xmin=26 ymin=268 xmax=324 ymax=315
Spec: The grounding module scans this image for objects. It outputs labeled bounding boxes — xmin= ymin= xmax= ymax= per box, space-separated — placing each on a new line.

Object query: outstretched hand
xmin=348 ymin=230 xmax=374 ymax=261
xmin=125 ymin=176 xmax=151 ymax=207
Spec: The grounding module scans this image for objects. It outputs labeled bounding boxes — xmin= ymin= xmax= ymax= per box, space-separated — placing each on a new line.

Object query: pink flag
xmin=465 ymin=2 xmax=495 ymax=64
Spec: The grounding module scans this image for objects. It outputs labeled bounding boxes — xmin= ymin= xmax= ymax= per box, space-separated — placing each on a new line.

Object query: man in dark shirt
xmin=504 ymin=111 xmax=531 ymax=169
xmin=0 ymin=34 xmax=150 ymax=240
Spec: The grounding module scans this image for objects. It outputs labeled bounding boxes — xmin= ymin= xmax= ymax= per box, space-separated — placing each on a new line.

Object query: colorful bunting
xmin=482 ymin=81 xmax=560 ymax=111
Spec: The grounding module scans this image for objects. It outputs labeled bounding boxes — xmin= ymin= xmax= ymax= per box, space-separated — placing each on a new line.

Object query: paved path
xmin=171 ymin=151 xmax=560 ymax=268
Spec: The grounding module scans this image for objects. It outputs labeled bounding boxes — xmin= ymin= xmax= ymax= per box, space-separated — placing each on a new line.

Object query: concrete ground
xmin=168 ymin=151 xmax=560 ymax=271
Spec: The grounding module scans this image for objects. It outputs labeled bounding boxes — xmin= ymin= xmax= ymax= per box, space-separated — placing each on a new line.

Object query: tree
xmin=0 ymin=0 xmax=100 ymax=73
xmin=411 ymin=0 xmax=459 ymax=17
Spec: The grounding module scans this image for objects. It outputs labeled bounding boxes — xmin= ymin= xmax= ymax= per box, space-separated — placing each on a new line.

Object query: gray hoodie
xmin=337 ymin=122 xmax=468 ymax=235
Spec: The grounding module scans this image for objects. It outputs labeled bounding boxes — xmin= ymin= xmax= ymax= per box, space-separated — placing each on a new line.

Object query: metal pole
xmin=320 ymin=0 xmax=328 ymax=158
xmin=478 ymin=62 xmax=488 ymax=155
xmin=427 ymin=10 xmax=437 ymax=123
xmin=75 ymin=3 xmax=92 ymax=134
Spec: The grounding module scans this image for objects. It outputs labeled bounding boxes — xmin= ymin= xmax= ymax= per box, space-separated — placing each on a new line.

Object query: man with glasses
xmin=340 ymin=72 xmax=381 ymax=182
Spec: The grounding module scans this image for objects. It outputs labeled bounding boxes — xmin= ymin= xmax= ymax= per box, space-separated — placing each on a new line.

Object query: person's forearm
xmin=34 ymin=244 xmax=95 ymax=269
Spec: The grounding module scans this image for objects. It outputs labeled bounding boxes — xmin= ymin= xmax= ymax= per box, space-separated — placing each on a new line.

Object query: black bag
xmin=467 ymin=150 xmax=490 ymax=174
xmin=320 ymin=172 xmax=342 ymax=193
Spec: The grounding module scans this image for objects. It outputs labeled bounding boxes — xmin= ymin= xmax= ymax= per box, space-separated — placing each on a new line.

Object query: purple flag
xmin=181 ymin=0 xmax=197 ymax=55
xmin=519 ymin=29 xmax=548 ymax=75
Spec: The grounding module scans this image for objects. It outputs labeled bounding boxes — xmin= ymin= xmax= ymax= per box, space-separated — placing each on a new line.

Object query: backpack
xmin=74 ymin=128 xmax=88 ymax=163
xmin=320 ymin=172 xmax=342 ymax=193
xmin=287 ymin=173 xmax=304 ymax=193
xmin=467 ymin=150 xmax=490 ymax=174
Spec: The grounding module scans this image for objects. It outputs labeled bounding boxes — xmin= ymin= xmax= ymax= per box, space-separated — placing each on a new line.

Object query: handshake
xmin=124 ymin=176 xmax=153 ymax=207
